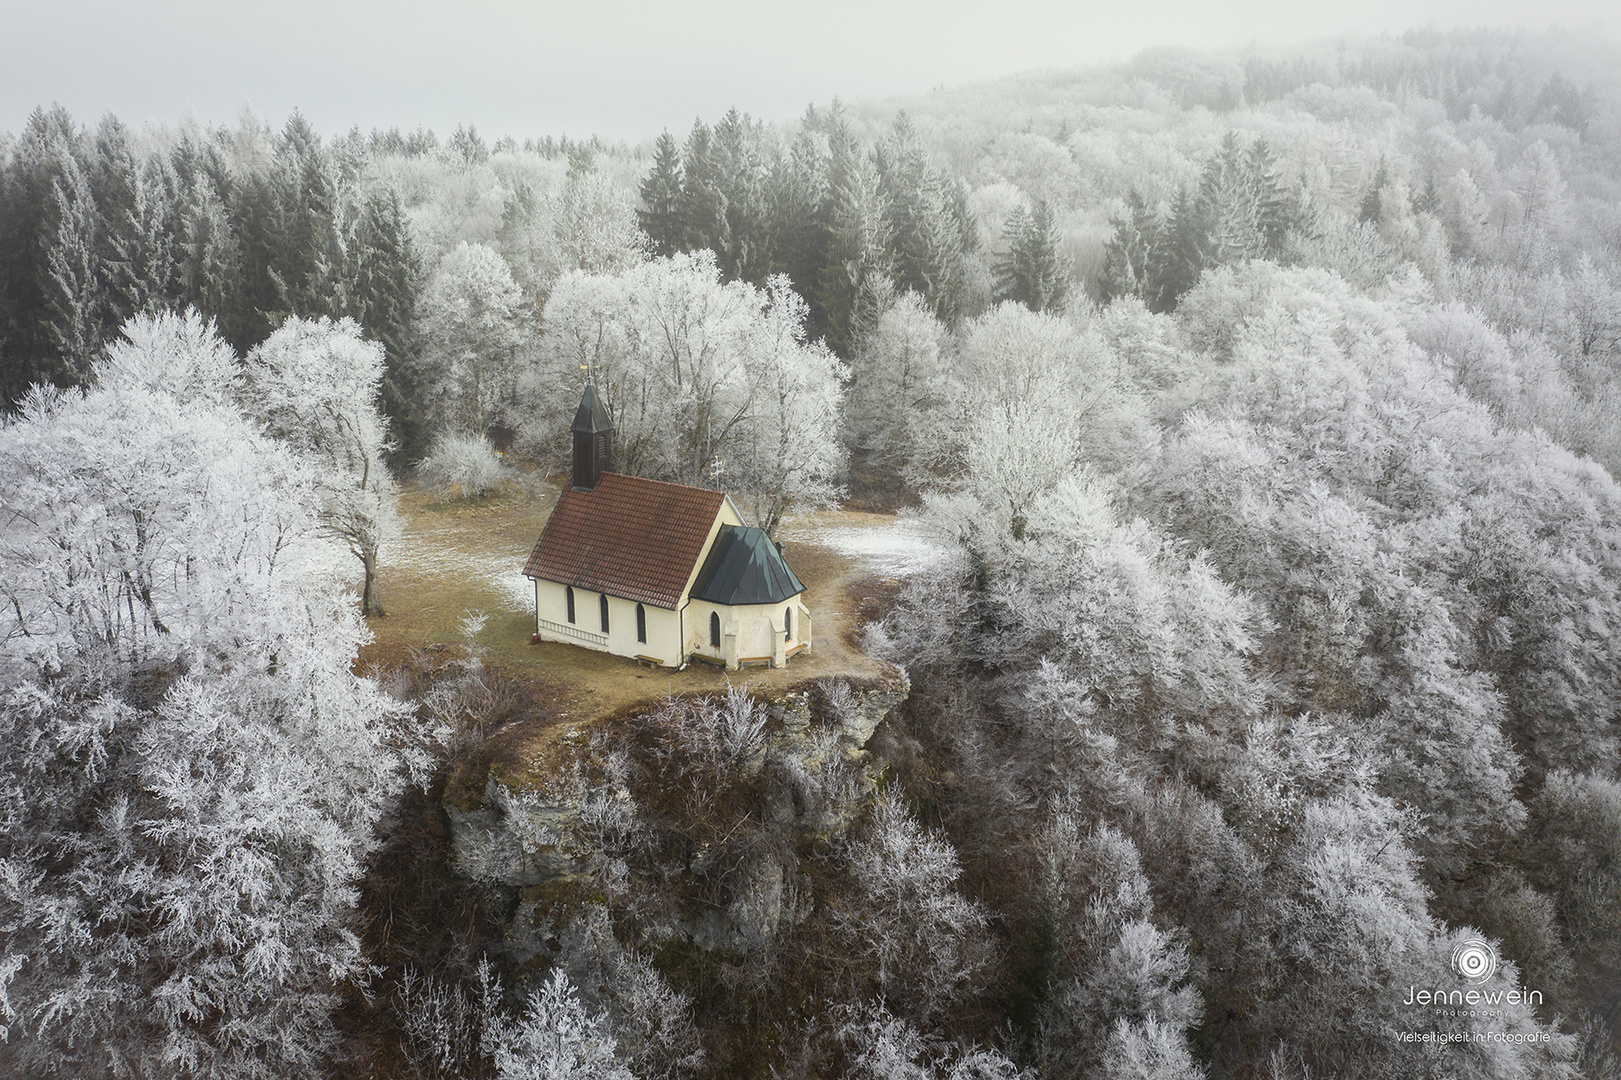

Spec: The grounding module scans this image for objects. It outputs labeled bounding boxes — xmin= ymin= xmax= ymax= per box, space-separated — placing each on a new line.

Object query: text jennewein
xmin=1404 ymin=987 xmax=1542 ymax=1006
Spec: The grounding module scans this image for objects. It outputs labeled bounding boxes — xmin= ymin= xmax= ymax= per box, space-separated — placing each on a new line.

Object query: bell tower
xmin=571 ymin=383 xmax=614 ymax=490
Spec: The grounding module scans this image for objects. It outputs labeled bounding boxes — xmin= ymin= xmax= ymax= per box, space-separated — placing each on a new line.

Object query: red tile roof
xmin=523 ymin=473 xmax=726 ymax=609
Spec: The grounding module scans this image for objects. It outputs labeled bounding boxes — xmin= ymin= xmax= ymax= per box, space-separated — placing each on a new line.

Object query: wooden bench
xmin=738 ymin=655 xmax=772 ymax=669
xmin=687 ymin=652 xmax=727 ymax=668
xmin=786 ymin=642 xmax=809 ymax=657
xmin=634 ymin=654 xmax=665 ymax=668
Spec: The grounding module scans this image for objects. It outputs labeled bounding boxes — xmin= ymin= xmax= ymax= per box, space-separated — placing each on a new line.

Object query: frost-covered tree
xmin=111 ymin=156 xmax=183 ymax=318
xmin=1099 ymin=1018 xmax=1206 ymax=1080
xmin=830 ymin=790 xmax=994 ymax=1021
xmin=818 ymin=146 xmax=894 ymax=358
xmin=532 ymin=252 xmax=845 ymax=536
xmin=637 ymin=132 xmax=685 ymax=259
xmin=1027 ymin=819 xmax=1205 ymax=1077
xmin=0 ymin=319 xmax=420 ymax=1079
xmin=832 ymin=999 xmax=1027 ymax=1080
xmin=992 ymin=199 xmax=1069 ymax=314
xmin=45 ymin=148 xmax=106 ymax=381
xmin=241 ymin=314 xmax=401 ymax=616
xmin=415 ymin=240 xmax=532 ymax=436
xmin=553 ymin=147 xmax=646 ymax=278
xmin=482 ymin=969 xmax=633 ymax=1080
xmin=914 ymin=303 xmax=1151 ymax=536
xmin=556 ymin=905 xmax=704 ymax=1080
xmin=847 ymin=290 xmax=951 ymax=465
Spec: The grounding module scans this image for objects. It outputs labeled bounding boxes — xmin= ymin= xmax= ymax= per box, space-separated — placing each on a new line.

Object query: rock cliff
xmin=443 ymin=673 xmax=909 ymax=964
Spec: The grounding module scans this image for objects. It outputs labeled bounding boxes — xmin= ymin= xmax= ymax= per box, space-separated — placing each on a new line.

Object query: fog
xmin=3 ymin=0 xmax=1615 ymax=139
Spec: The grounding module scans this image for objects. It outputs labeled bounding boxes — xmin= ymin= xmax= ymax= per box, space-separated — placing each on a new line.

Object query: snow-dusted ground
xmin=385 ymin=511 xmax=948 ymax=623
xmin=385 ymin=542 xmax=535 ymax=613
xmin=779 ymin=517 xmax=951 ymax=577
xmin=485 ymin=558 xmax=537 ymax=612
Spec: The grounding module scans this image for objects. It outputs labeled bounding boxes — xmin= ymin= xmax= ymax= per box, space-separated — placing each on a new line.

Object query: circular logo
xmin=1451 ymin=938 xmax=1498 ymax=983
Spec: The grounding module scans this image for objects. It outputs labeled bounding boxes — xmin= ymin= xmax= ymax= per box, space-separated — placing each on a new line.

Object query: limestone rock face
xmin=762 ymin=680 xmax=908 ymax=838
xmin=444 ymin=674 xmax=908 ymax=960
xmin=446 ymin=774 xmax=630 ymax=887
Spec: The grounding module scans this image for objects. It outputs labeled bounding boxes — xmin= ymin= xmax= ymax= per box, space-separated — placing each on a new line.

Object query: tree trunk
xmin=361 ymin=545 xmax=384 ymax=617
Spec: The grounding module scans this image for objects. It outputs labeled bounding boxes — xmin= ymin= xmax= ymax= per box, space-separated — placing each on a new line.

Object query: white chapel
xmin=523 ymin=386 xmax=811 ymax=670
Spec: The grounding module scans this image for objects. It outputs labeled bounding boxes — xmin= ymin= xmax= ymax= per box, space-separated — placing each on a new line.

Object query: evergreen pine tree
xmin=637 ymin=131 xmax=684 ymax=259
xmin=1360 ymin=158 xmax=1389 ymax=224
xmin=1246 ymin=138 xmax=1301 ymax=255
xmin=44 ymin=150 xmax=105 ymax=383
xmin=0 ymin=105 xmax=82 ymax=400
xmin=1155 ymin=186 xmax=1207 ymax=312
xmin=89 ymin=114 xmax=141 ymax=337
xmin=876 ymin=112 xmax=971 ymax=324
xmin=817 ymin=143 xmax=893 ymax=358
xmin=679 ymin=121 xmax=728 ymax=258
xmin=761 ymin=113 xmax=829 ymax=302
xmin=110 ymin=156 xmax=181 ymax=318
xmin=275 ymin=112 xmax=340 ymax=318
xmin=1201 ymin=131 xmax=1264 ymax=264
xmin=993 ymin=198 xmax=1070 ymax=313
xmin=178 ymin=164 xmax=241 ymax=337
xmin=226 ymin=165 xmax=283 ymax=349
xmin=348 ymin=188 xmax=425 ymax=466
xmin=712 ymin=108 xmax=767 ymax=282
xmin=1101 ymin=189 xmax=1166 ymax=307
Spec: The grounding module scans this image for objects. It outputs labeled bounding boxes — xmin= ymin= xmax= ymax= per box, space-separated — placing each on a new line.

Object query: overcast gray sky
xmin=3 ymin=0 xmax=1615 ymax=142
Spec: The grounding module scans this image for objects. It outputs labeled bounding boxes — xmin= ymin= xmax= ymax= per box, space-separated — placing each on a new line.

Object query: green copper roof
xmin=689 ymin=525 xmax=805 ymax=606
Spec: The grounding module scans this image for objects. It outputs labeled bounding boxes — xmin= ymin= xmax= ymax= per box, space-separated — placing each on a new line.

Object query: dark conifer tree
xmin=0 ymin=105 xmax=83 ymax=401
xmin=1360 ymin=158 xmax=1389 ymax=223
xmin=275 ymin=112 xmax=340 ymax=318
xmin=349 ymin=188 xmax=427 ymax=465
xmin=876 ymin=112 xmax=972 ymax=325
xmin=637 ymin=131 xmax=684 ymax=259
xmin=226 ymin=166 xmax=282 ymax=349
xmin=446 ymin=123 xmax=489 ymax=167
xmin=711 ymin=109 xmax=767 ymax=283
xmin=679 ymin=121 xmax=728 ymax=258
xmin=89 ymin=114 xmax=141 ymax=335
xmin=1101 ymin=189 xmax=1167 ymax=307
xmin=172 ymin=159 xmax=239 ymax=338
xmin=44 ymin=148 xmax=105 ymax=383
xmin=1155 ymin=186 xmax=1208 ymax=312
xmin=1199 ymin=131 xmax=1260 ymax=265
xmin=1246 ymin=138 xmax=1301 ymax=254
xmin=762 ymin=113 xmax=829 ymax=300
xmin=993 ymin=199 xmax=1069 ymax=313
xmin=112 ymin=156 xmax=182 ymax=318
xmin=817 ymin=136 xmax=893 ymax=357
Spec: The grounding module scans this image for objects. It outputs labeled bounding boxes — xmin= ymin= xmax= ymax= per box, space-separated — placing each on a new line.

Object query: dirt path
xmin=358 ymin=477 xmax=946 ymax=725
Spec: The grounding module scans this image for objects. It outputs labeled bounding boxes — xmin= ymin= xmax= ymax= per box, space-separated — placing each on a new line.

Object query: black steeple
xmin=571 ymin=383 xmax=614 ymax=491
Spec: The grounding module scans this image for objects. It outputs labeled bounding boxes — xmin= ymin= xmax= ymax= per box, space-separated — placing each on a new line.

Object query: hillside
xmin=4 ymin=24 xmax=1621 ymax=1080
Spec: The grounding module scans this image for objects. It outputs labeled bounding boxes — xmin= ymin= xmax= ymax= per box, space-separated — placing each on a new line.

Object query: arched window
xmin=600 ymin=593 xmax=610 ymax=633
xmin=565 ymin=586 xmax=575 ymax=624
xmin=784 ymin=605 xmax=792 ymax=641
xmin=636 ymin=603 xmax=646 ymax=644
xmin=709 ymin=611 xmax=721 ymax=649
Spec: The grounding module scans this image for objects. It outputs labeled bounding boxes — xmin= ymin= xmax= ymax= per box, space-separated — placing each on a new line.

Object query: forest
xmin=4 ymin=24 xmax=1621 ymax=1080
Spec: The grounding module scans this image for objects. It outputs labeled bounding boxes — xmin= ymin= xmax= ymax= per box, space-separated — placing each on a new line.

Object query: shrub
xmin=419 ymin=433 xmax=506 ymax=499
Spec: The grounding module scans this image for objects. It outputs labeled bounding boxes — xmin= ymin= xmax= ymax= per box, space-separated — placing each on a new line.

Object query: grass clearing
xmin=359 ymin=474 xmax=910 ymax=791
